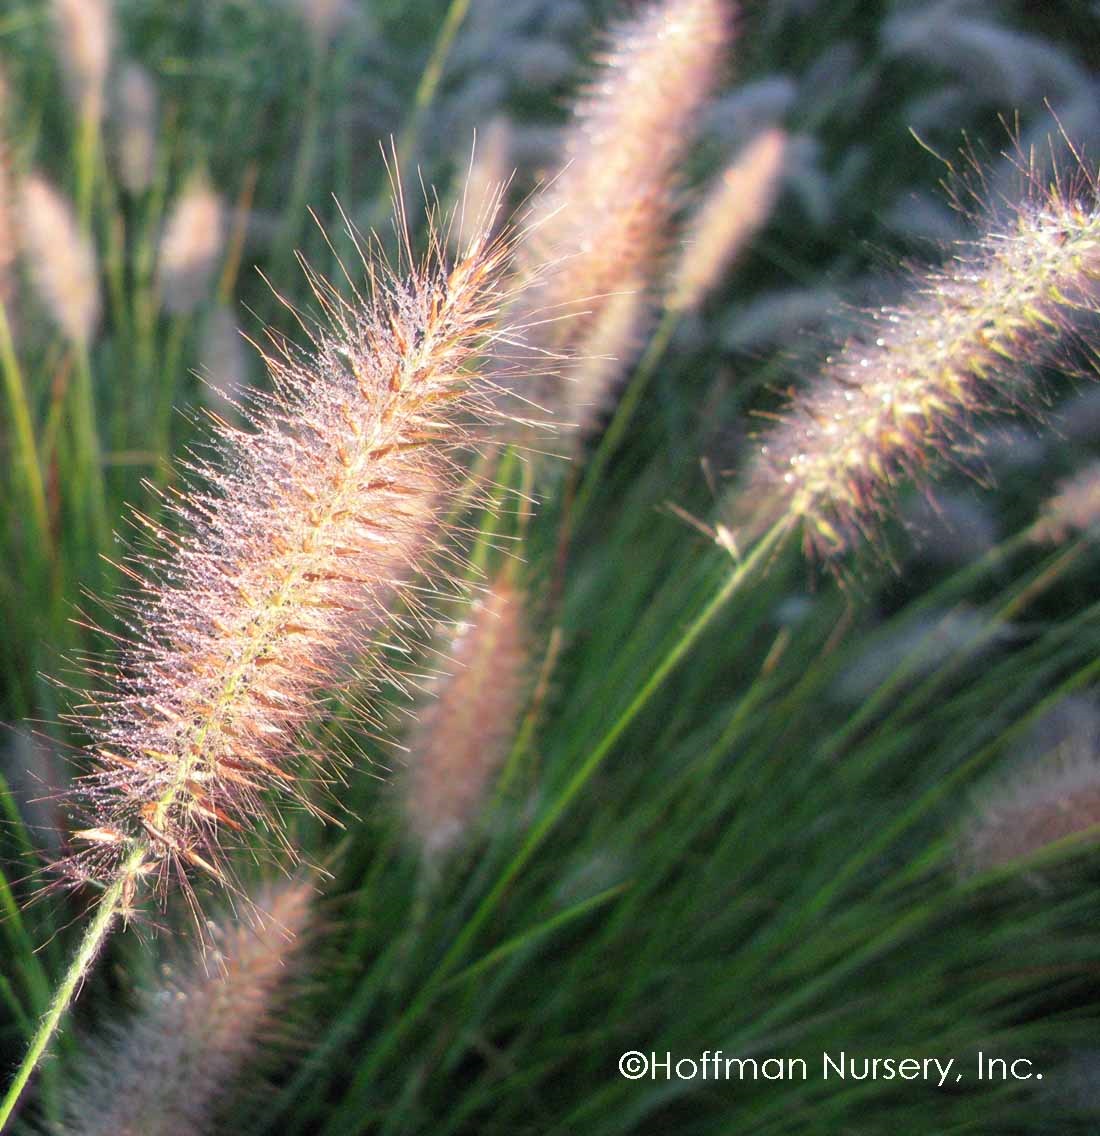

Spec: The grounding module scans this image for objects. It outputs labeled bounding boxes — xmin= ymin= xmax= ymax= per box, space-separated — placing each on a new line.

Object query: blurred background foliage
xmin=2 ymin=0 xmax=1100 ymax=1132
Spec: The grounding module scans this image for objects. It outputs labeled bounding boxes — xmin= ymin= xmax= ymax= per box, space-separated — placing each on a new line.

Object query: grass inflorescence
xmin=745 ymin=176 xmax=1100 ymax=558
xmin=3 ymin=1 xmax=1100 ymax=1134
xmin=64 ymin=202 xmax=530 ymax=901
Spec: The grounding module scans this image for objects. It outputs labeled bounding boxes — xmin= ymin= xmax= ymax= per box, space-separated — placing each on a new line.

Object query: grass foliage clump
xmin=2 ymin=0 xmax=1100 ymax=1133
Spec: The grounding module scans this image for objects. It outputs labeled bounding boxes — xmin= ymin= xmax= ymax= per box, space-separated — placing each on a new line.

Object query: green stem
xmin=0 ymin=870 xmax=129 ymax=1131
xmin=467 ymin=446 xmax=517 ymax=578
xmin=0 ymin=304 xmax=49 ymax=551
xmin=368 ymin=0 xmax=472 ymax=226
xmin=73 ymin=345 xmax=109 ymax=554
xmin=270 ymin=56 xmax=323 ymax=285
xmin=74 ymin=103 xmax=99 ymax=234
xmin=152 ymin=317 xmax=189 ymax=491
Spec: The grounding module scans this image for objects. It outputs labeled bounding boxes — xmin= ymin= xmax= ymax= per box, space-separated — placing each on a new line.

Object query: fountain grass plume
xmin=742 ymin=158 xmax=1100 ymax=559
xmin=53 ymin=0 xmax=113 ymax=127
xmin=0 ymin=192 xmax=534 ymax=1130
xmin=20 ymin=173 xmax=100 ymax=343
xmin=114 ymin=61 xmax=157 ymax=195
xmin=961 ymin=702 xmax=1100 ymax=874
xmin=508 ymin=0 xmax=734 ymax=435
xmin=0 ymin=76 xmax=13 ymax=314
xmin=56 ymin=876 xmax=315 ymax=1136
xmin=157 ymin=174 xmax=225 ymax=314
xmin=1032 ymin=460 xmax=1100 ymax=542
xmin=669 ymin=127 xmax=788 ymax=312
xmin=404 ymin=573 xmax=528 ymax=856
xmin=61 ymin=194 xmax=528 ymax=899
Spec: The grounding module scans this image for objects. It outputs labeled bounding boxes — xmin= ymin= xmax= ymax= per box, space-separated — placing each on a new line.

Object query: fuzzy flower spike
xmin=0 ymin=195 xmax=530 ymax=1129
xmin=746 ymin=174 xmax=1100 ymax=557
xmin=58 ymin=877 xmax=314 ymax=1136
xmin=404 ymin=573 xmax=528 ymax=857
xmin=65 ymin=199 xmax=523 ymax=901
xmin=509 ymin=0 xmax=734 ymax=435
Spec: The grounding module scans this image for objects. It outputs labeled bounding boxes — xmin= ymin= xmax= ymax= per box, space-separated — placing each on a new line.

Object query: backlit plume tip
xmin=669 ymin=126 xmax=787 ymax=312
xmin=157 ymin=174 xmax=225 ymax=314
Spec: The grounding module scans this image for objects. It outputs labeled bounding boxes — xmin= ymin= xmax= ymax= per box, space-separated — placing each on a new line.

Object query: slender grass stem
xmin=0 ymin=864 xmax=131 ymax=1132
xmin=814 ymin=527 xmax=1032 ymax=764
xmin=398 ymin=0 xmax=471 ymax=165
xmin=74 ymin=104 xmax=99 ymax=234
xmin=367 ymin=0 xmax=472 ymax=227
xmin=0 ymin=304 xmax=49 ymax=553
xmin=73 ymin=345 xmax=109 ymax=554
xmin=270 ymin=56 xmax=323 ymax=284
xmin=152 ymin=317 xmax=189 ymax=490
xmin=467 ymin=445 xmax=517 ymax=578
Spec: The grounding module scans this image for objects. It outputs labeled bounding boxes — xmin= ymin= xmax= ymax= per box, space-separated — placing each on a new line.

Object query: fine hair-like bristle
xmin=404 ymin=575 xmax=528 ymax=856
xmin=20 ymin=173 xmax=101 ymax=343
xmin=744 ymin=185 xmax=1100 ymax=557
xmin=1032 ymin=460 xmax=1100 ymax=543
xmin=63 ymin=204 xmax=524 ymax=896
xmin=56 ymin=877 xmax=314 ymax=1136
xmin=668 ymin=126 xmax=787 ymax=312
xmin=53 ymin=0 xmax=113 ymax=126
xmin=509 ymin=0 xmax=734 ymax=436
xmin=113 ymin=61 xmax=157 ymax=194
xmin=157 ymin=174 xmax=225 ymax=314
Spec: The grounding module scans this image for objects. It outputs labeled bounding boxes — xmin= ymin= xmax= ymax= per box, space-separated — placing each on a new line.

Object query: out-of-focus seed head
xmin=53 ymin=0 xmax=113 ymax=126
xmin=57 ymin=877 xmax=314 ymax=1136
xmin=404 ymin=575 xmax=528 ymax=856
xmin=113 ymin=61 xmax=157 ymax=194
xmin=19 ymin=174 xmax=100 ymax=343
xmin=291 ymin=0 xmax=354 ymax=49
xmin=669 ymin=126 xmax=787 ymax=312
xmin=0 ymin=73 xmax=14 ymax=314
xmin=157 ymin=175 xmax=225 ymax=315
xmin=1032 ymin=461 xmax=1100 ymax=543
xmin=507 ymin=0 xmax=735 ymax=438
xmin=961 ymin=698 xmax=1100 ymax=873
xmin=198 ymin=304 xmax=250 ymax=424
